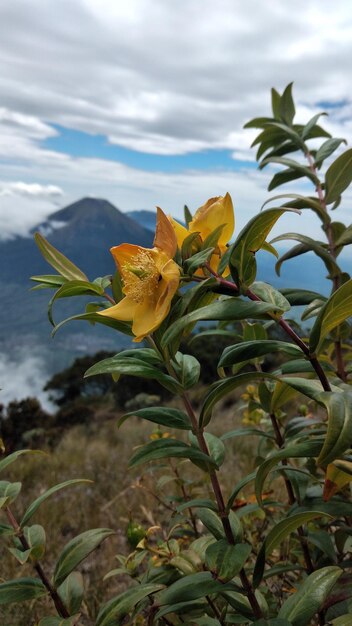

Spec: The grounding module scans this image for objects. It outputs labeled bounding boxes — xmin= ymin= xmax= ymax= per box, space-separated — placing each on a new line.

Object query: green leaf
xmin=34 ymin=233 xmax=88 ymax=281
xmin=96 ymin=584 xmax=164 ymax=626
xmin=21 ymin=479 xmax=91 ymax=527
xmin=279 ymin=83 xmax=295 ymax=125
xmin=335 ymin=224 xmax=352 ymax=247
xmin=260 ymin=157 xmax=317 ymax=186
xmin=262 ymin=193 xmax=330 ymax=225
xmin=315 ymin=138 xmax=347 ymax=166
xmin=272 ymin=233 xmax=341 ymax=278
xmin=219 ymin=340 xmax=300 ymax=369
xmin=161 ymin=298 xmax=280 ymax=350
xmin=173 ymin=352 xmax=201 ymax=389
xmin=0 ymin=577 xmax=47 ymax=604
xmin=301 ymin=112 xmax=327 ymax=139
xmin=51 ymin=310 xmax=133 ymax=337
xmin=330 ymin=615 xmax=352 ymax=626
xmin=0 ymin=449 xmax=45 ymax=474
xmin=184 ymin=247 xmax=214 ymax=274
xmin=120 ymin=407 xmax=191 ymax=430
xmin=189 ymin=432 xmax=226 ymax=468
xmin=54 ymin=528 xmax=115 ymax=587
xmin=48 ymin=280 xmax=105 ymax=325
xmin=268 ymin=168 xmax=307 ymax=191
xmin=325 ymin=148 xmax=352 ymax=204
xmin=205 ymin=540 xmax=251 ymax=581
xmin=0 ymin=481 xmax=21 ymax=507
xmin=255 ymin=440 xmax=323 ymax=506
xmin=200 ymin=371 xmax=277 ymax=427
xmin=316 ymin=391 xmax=352 ymax=466
xmin=24 ymin=524 xmax=46 ymax=560
xmin=57 ymin=572 xmax=84 ymax=616
xmin=250 ymin=282 xmax=291 ymax=314
xmin=197 ymin=508 xmax=242 ymax=542
xmin=184 ymin=204 xmax=193 ymax=226
xmin=253 ymin=511 xmax=331 ymax=586
xmin=128 ymin=439 xmax=217 ymax=469
xmin=84 ymin=355 xmax=181 ymax=394
xmin=278 ymin=566 xmax=342 ymax=626
xmin=310 ymin=279 xmax=352 ymax=352
xmin=221 ymin=428 xmax=275 ymax=442
xmin=279 ymin=288 xmax=326 ymax=306
xmin=231 ymin=207 xmax=297 ymax=267
xmin=30 ymin=274 xmax=68 ymax=289
xmin=158 ymin=571 xmax=233 ymax=605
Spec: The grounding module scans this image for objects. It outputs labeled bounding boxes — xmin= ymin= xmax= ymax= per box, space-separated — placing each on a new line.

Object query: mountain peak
xmin=49 ymin=197 xmax=123 ymax=223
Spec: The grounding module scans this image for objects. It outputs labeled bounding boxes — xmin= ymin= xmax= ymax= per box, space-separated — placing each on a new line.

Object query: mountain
xmin=126 ymin=209 xmax=157 ymax=232
xmin=0 ymin=198 xmax=154 ymax=398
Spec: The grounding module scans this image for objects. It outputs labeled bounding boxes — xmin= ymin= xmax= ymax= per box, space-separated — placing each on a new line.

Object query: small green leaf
xmin=85 ymin=355 xmax=181 ymax=394
xmin=51 ymin=310 xmax=133 ymax=337
xmin=253 ymin=511 xmax=331 ymax=586
xmin=301 ymin=112 xmax=327 ymax=139
xmin=0 ymin=481 xmax=21 ymax=506
xmin=128 ymin=439 xmax=217 ymax=469
xmin=21 ymin=479 xmax=91 ymax=527
xmin=219 ymin=340 xmax=299 ymax=368
xmin=161 ymin=298 xmax=280 ymax=350
xmin=316 ymin=391 xmax=352 ymax=466
xmin=158 ymin=571 xmax=233 ymax=605
xmin=34 ymin=233 xmax=88 ymax=280
xmin=184 ymin=247 xmax=214 ymax=274
xmin=250 ymin=282 xmax=291 ymax=314
xmin=120 ymin=407 xmax=191 ymax=430
xmin=96 ymin=584 xmax=164 ymax=626
xmin=278 ymin=566 xmax=342 ymax=626
xmin=325 ymin=148 xmax=352 ymax=204
xmin=24 ymin=524 xmax=46 ymax=560
xmin=173 ymin=352 xmax=201 ymax=389
xmin=0 ymin=449 xmax=45 ymax=474
xmin=315 ymin=137 xmax=347 ymax=166
xmin=255 ymin=440 xmax=323 ymax=506
xmin=30 ymin=274 xmax=68 ymax=289
xmin=57 ymin=572 xmax=84 ymax=616
xmin=0 ymin=577 xmax=47 ymax=604
xmin=54 ymin=528 xmax=115 ymax=587
xmin=205 ymin=540 xmax=251 ymax=581
xmin=279 ymin=83 xmax=295 ymax=125
xmin=189 ymin=432 xmax=226 ymax=468
xmin=310 ymin=279 xmax=352 ymax=352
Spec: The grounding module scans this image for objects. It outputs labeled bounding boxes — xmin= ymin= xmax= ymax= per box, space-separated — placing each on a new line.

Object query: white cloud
xmin=0 ymin=0 xmax=351 ymax=240
xmin=0 ymin=0 xmax=351 ymax=156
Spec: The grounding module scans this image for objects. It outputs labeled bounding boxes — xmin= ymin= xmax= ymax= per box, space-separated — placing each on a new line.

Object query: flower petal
xmin=168 ymin=216 xmax=190 ymax=248
xmin=132 ymin=259 xmax=180 ymax=341
xmin=110 ymin=243 xmax=149 ymax=271
xmin=190 ymin=193 xmax=234 ymax=247
xmin=154 ymin=208 xmax=177 ymax=259
xmin=98 ymin=296 xmax=138 ymax=321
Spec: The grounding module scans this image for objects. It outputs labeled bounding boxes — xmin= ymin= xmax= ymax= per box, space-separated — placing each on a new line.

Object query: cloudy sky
xmin=0 ymin=0 xmax=351 ymax=240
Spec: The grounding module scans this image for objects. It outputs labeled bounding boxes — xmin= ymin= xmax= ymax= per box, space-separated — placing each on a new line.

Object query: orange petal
xmin=110 ymin=243 xmax=149 ymax=271
xmin=98 ymin=297 xmax=138 ymax=322
xmin=190 ymin=193 xmax=234 ymax=247
xmin=154 ymin=208 xmax=177 ymax=258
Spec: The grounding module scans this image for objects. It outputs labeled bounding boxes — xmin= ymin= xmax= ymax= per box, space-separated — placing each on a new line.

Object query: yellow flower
xmin=168 ymin=193 xmax=234 ymax=273
xmin=99 ymin=208 xmax=180 ymax=342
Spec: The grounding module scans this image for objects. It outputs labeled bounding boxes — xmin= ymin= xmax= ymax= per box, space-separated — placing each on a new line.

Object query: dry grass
xmin=0 ymin=387 xmax=255 ymax=625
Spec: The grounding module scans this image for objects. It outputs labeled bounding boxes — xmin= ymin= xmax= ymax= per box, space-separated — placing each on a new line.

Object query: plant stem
xmin=180 ymin=392 xmax=263 ymax=619
xmin=204 ymin=262 xmax=331 ymax=392
xmin=304 ymin=148 xmax=347 ymax=383
xmin=269 ymin=414 xmax=314 ymax=574
xmin=5 ymin=506 xmax=70 ymax=618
